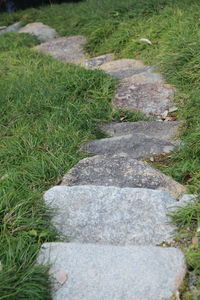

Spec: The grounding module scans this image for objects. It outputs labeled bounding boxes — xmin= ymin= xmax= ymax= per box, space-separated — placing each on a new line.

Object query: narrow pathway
xmin=28 ymin=28 xmax=189 ymax=299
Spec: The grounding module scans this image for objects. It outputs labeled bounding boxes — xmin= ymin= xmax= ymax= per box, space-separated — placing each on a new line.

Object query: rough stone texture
xmin=100 ymin=120 xmax=182 ymax=140
xmin=99 ymin=58 xmax=155 ymax=79
xmin=100 ymin=59 xmax=144 ymax=71
xmin=0 ymin=22 xmax=21 ymax=35
xmin=35 ymin=36 xmax=86 ymax=64
xmin=112 ymin=82 xmax=174 ymax=116
xmin=44 ymin=185 xmax=180 ymax=245
xmin=81 ymin=133 xmax=176 ymax=158
xmin=106 ymin=67 xmax=154 ymax=80
xmin=18 ymin=22 xmax=58 ymax=42
xmin=122 ymin=71 xmax=163 ymax=84
xmin=61 ymin=153 xmax=186 ymax=199
xmin=37 ymin=243 xmax=185 ymax=300
xmin=84 ymin=54 xmax=114 ymax=69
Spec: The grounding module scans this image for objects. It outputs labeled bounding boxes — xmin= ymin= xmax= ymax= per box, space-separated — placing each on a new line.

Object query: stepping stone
xmin=35 ymin=36 xmax=86 ymax=64
xmin=99 ymin=58 xmax=153 ymax=79
xmin=61 ymin=154 xmax=185 ymax=199
xmin=44 ymin=185 xmax=180 ymax=245
xmin=81 ymin=134 xmax=176 ymax=158
xmin=19 ymin=22 xmax=58 ymax=42
xmin=112 ymin=82 xmax=174 ymax=116
xmin=100 ymin=120 xmax=182 ymax=140
xmin=122 ymin=70 xmax=163 ymax=84
xmin=0 ymin=22 xmax=21 ymax=35
xmin=37 ymin=243 xmax=185 ymax=300
xmin=84 ymin=53 xmax=114 ymax=69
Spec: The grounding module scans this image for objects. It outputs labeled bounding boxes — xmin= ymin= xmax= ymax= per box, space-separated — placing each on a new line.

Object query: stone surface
xmin=99 ymin=58 xmax=154 ymax=79
xmin=99 ymin=58 xmax=144 ymax=71
xmin=18 ymin=22 xmax=58 ymax=42
xmin=44 ymin=185 xmax=181 ymax=245
xmin=61 ymin=153 xmax=186 ymax=199
xmin=0 ymin=22 xmax=21 ymax=35
xmin=100 ymin=120 xmax=182 ymax=140
xmin=81 ymin=133 xmax=176 ymax=158
xmin=112 ymin=82 xmax=174 ymax=116
xmin=84 ymin=54 xmax=114 ymax=69
xmin=37 ymin=243 xmax=185 ymax=300
xmin=122 ymin=70 xmax=163 ymax=84
xmin=35 ymin=36 xmax=86 ymax=64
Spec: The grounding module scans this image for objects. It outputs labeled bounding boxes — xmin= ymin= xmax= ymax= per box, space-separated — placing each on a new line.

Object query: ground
xmin=0 ymin=0 xmax=199 ymax=299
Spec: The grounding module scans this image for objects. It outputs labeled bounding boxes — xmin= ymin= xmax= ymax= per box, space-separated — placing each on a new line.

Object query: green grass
xmin=0 ymin=0 xmax=200 ymax=298
xmin=0 ymin=33 xmax=116 ymax=299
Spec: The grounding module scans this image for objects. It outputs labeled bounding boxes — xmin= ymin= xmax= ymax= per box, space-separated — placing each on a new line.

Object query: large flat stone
xmin=100 ymin=120 xmax=182 ymax=140
xmin=44 ymin=185 xmax=180 ymax=245
xmin=35 ymin=36 xmax=86 ymax=64
xmin=61 ymin=154 xmax=185 ymax=199
xmin=122 ymin=70 xmax=163 ymax=84
xmin=81 ymin=133 xmax=176 ymax=157
xmin=37 ymin=243 xmax=185 ymax=300
xmin=100 ymin=58 xmax=144 ymax=71
xmin=19 ymin=22 xmax=58 ymax=42
xmin=84 ymin=53 xmax=114 ymax=69
xmin=99 ymin=58 xmax=153 ymax=79
xmin=112 ymin=82 xmax=174 ymax=116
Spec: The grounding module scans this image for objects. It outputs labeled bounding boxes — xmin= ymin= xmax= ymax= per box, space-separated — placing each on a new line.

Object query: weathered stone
xmin=44 ymin=185 xmax=180 ymax=245
xmin=81 ymin=133 xmax=176 ymax=158
xmin=37 ymin=243 xmax=185 ymax=300
xmin=35 ymin=36 xmax=86 ymax=64
xmin=100 ymin=58 xmax=144 ymax=71
xmin=0 ymin=22 xmax=21 ymax=35
xmin=100 ymin=120 xmax=182 ymax=140
xmin=107 ymin=67 xmax=154 ymax=79
xmin=122 ymin=71 xmax=163 ymax=84
xmin=18 ymin=22 xmax=58 ymax=42
xmin=61 ymin=153 xmax=186 ymax=198
xmin=84 ymin=54 xmax=114 ymax=69
xmin=112 ymin=82 xmax=174 ymax=116
xmin=99 ymin=58 xmax=155 ymax=79
xmin=99 ymin=58 xmax=154 ymax=79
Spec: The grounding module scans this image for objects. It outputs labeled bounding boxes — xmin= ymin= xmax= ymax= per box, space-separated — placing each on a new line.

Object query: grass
xmin=0 ymin=0 xmax=200 ymax=298
xmin=0 ymin=33 xmax=117 ymax=299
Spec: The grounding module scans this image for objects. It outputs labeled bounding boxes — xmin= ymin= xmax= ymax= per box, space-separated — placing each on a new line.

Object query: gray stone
xmin=44 ymin=185 xmax=180 ymax=245
xmin=99 ymin=58 xmax=156 ymax=79
xmin=0 ymin=22 xmax=21 ymax=35
xmin=35 ymin=36 xmax=86 ymax=64
xmin=81 ymin=133 xmax=176 ymax=158
xmin=100 ymin=120 xmax=182 ymax=140
xmin=99 ymin=58 xmax=144 ymax=71
xmin=179 ymin=194 xmax=197 ymax=205
xmin=37 ymin=243 xmax=185 ymax=300
xmin=122 ymin=70 xmax=163 ymax=84
xmin=106 ymin=66 xmax=154 ymax=80
xmin=84 ymin=54 xmax=114 ymax=69
xmin=18 ymin=22 xmax=58 ymax=42
xmin=112 ymin=82 xmax=174 ymax=116
xmin=61 ymin=153 xmax=186 ymax=199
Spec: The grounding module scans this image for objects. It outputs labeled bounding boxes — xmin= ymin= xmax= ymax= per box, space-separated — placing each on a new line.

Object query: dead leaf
xmin=140 ymin=38 xmax=152 ymax=45
xmin=192 ymin=237 xmax=199 ymax=244
xmin=55 ymin=270 xmax=68 ymax=285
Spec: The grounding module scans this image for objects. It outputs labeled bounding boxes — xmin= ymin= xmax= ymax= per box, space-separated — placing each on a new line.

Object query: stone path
xmin=9 ymin=24 xmax=190 ymax=298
